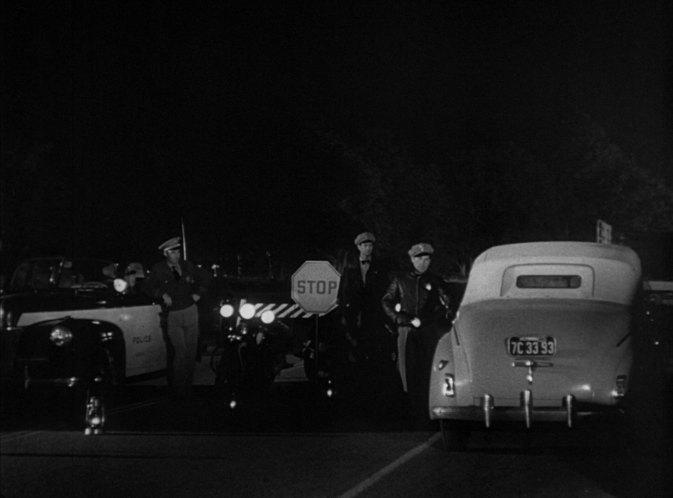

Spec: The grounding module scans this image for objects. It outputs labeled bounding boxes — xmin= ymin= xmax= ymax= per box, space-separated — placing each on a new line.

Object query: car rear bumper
xmin=431 ymin=391 xmax=623 ymax=428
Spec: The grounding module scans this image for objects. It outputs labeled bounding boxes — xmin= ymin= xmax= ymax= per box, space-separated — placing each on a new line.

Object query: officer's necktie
xmin=360 ymin=259 xmax=370 ymax=285
xmin=170 ymin=266 xmax=181 ymax=282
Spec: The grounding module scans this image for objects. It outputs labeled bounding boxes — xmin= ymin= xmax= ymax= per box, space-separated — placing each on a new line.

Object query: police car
xmin=0 ymin=257 xmax=166 ymax=433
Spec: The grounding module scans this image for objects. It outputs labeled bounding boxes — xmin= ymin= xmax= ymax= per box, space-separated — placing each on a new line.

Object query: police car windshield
xmin=9 ymin=258 xmax=113 ymax=291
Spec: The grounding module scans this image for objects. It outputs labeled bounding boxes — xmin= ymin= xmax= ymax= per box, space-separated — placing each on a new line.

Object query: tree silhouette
xmin=316 ymin=117 xmax=673 ymax=275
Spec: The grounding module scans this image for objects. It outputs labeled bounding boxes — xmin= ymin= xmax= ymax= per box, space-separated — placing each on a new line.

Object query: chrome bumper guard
xmin=24 ymin=365 xmax=79 ymax=389
xmin=432 ymin=392 xmax=579 ymax=429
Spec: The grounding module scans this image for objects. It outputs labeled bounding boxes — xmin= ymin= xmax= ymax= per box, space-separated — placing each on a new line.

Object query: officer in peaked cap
xmin=407 ymin=242 xmax=434 ymax=258
xmin=144 ymin=236 xmax=209 ymax=397
xmin=338 ymin=231 xmax=392 ymax=404
xmin=158 ymin=237 xmax=182 ymax=253
xmin=382 ymin=241 xmax=449 ymax=427
xmin=354 ymin=231 xmax=376 ymax=246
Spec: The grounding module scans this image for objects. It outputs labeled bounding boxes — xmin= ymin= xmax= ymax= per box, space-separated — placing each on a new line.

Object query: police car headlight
xmin=219 ymin=303 xmax=235 ymax=318
xmin=260 ymin=310 xmax=275 ymax=324
xmin=239 ymin=303 xmax=256 ymax=320
xmin=50 ymin=326 xmax=73 ymax=346
xmin=113 ymin=278 xmax=128 ymax=293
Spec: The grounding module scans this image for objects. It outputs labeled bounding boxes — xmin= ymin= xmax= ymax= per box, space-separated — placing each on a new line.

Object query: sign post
xmin=596 ymin=219 xmax=612 ymax=244
xmin=291 ymin=261 xmax=341 ymax=375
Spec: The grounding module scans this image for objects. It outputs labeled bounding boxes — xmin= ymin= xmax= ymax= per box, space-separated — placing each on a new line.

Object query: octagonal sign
xmin=291 ymin=260 xmax=341 ymax=314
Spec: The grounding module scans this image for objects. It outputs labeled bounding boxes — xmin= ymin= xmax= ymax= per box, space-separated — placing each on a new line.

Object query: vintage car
xmin=429 ymin=242 xmax=642 ymax=449
xmin=641 ymin=280 xmax=673 ymax=375
xmin=0 ymin=257 xmax=166 ymax=434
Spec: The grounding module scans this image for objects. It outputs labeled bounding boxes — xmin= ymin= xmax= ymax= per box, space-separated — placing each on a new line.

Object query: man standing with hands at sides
xmin=339 ymin=233 xmax=393 ymax=361
xmin=339 ymin=232 xmax=394 ymax=410
xmin=382 ymin=242 xmax=451 ymax=426
xmin=144 ymin=237 xmax=209 ymax=398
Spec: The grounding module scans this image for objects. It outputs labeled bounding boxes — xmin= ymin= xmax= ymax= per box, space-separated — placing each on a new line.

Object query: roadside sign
xmin=291 ymin=260 xmax=341 ymax=314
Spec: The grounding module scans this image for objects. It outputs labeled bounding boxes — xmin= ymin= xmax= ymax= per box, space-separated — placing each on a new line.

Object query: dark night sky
xmin=2 ymin=1 xmax=671 ymax=265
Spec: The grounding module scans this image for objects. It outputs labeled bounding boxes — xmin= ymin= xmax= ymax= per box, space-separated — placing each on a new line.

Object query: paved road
xmin=2 ymin=361 xmax=672 ymax=498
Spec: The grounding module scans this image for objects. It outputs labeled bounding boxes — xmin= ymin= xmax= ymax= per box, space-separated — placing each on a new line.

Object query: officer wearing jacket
xmin=144 ymin=237 xmax=209 ymax=397
xmin=382 ymin=242 xmax=450 ymax=420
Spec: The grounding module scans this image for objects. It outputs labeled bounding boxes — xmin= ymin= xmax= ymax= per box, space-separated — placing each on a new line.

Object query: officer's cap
xmin=408 ymin=242 xmax=434 ymax=258
xmin=354 ymin=232 xmax=376 ymax=246
xmin=158 ymin=237 xmax=182 ymax=252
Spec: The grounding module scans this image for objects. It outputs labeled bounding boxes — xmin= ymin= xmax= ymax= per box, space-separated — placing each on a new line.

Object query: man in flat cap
xmin=144 ymin=237 xmax=209 ymax=397
xmin=337 ymin=231 xmax=391 ymax=402
xmin=382 ymin=242 xmax=450 ymax=425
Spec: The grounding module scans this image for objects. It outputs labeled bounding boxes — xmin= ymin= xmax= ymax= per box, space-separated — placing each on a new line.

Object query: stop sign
xmin=291 ymin=260 xmax=341 ymax=314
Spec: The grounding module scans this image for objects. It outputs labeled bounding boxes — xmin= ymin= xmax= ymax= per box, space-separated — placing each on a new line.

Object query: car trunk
xmin=455 ymin=299 xmax=633 ymax=407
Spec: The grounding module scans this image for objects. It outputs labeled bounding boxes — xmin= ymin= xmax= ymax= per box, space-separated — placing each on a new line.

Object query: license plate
xmin=507 ymin=336 xmax=556 ymax=356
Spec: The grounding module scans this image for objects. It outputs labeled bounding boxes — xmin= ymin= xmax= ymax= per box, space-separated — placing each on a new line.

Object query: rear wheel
xmin=440 ymin=420 xmax=470 ymax=451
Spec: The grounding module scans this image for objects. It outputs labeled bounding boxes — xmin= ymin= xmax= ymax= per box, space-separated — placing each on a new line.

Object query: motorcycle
xmin=213 ymin=299 xmax=289 ymax=410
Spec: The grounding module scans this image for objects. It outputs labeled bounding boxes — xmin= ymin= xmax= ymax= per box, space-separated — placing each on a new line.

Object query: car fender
xmin=430 ymin=325 xmax=472 ymax=410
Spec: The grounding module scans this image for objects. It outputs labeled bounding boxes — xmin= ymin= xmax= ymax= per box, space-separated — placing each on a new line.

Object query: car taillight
xmin=612 ymin=375 xmax=627 ymax=399
xmin=443 ymin=374 xmax=455 ymax=397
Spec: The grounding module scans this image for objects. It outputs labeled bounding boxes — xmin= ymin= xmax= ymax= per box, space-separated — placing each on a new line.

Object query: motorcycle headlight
xmin=239 ymin=303 xmax=256 ymax=320
xmin=219 ymin=303 xmax=235 ymax=318
xmin=50 ymin=326 xmax=73 ymax=347
xmin=260 ymin=310 xmax=275 ymax=324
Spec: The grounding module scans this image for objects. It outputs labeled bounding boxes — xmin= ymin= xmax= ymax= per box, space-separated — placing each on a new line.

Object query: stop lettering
xmin=296 ymin=279 xmax=338 ymax=294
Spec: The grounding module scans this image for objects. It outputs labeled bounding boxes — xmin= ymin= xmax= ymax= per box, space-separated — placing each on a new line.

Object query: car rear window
xmin=516 ymin=275 xmax=582 ymax=289
xmin=501 ymin=264 xmax=594 ymax=299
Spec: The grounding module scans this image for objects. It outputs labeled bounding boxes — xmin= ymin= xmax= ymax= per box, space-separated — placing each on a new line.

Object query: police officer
xmin=144 ymin=237 xmax=209 ymax=397
xmin=382 ymin=242 xmax=450 ymax=423
xmin=338 ymin=232 xmax=393 ymax=406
